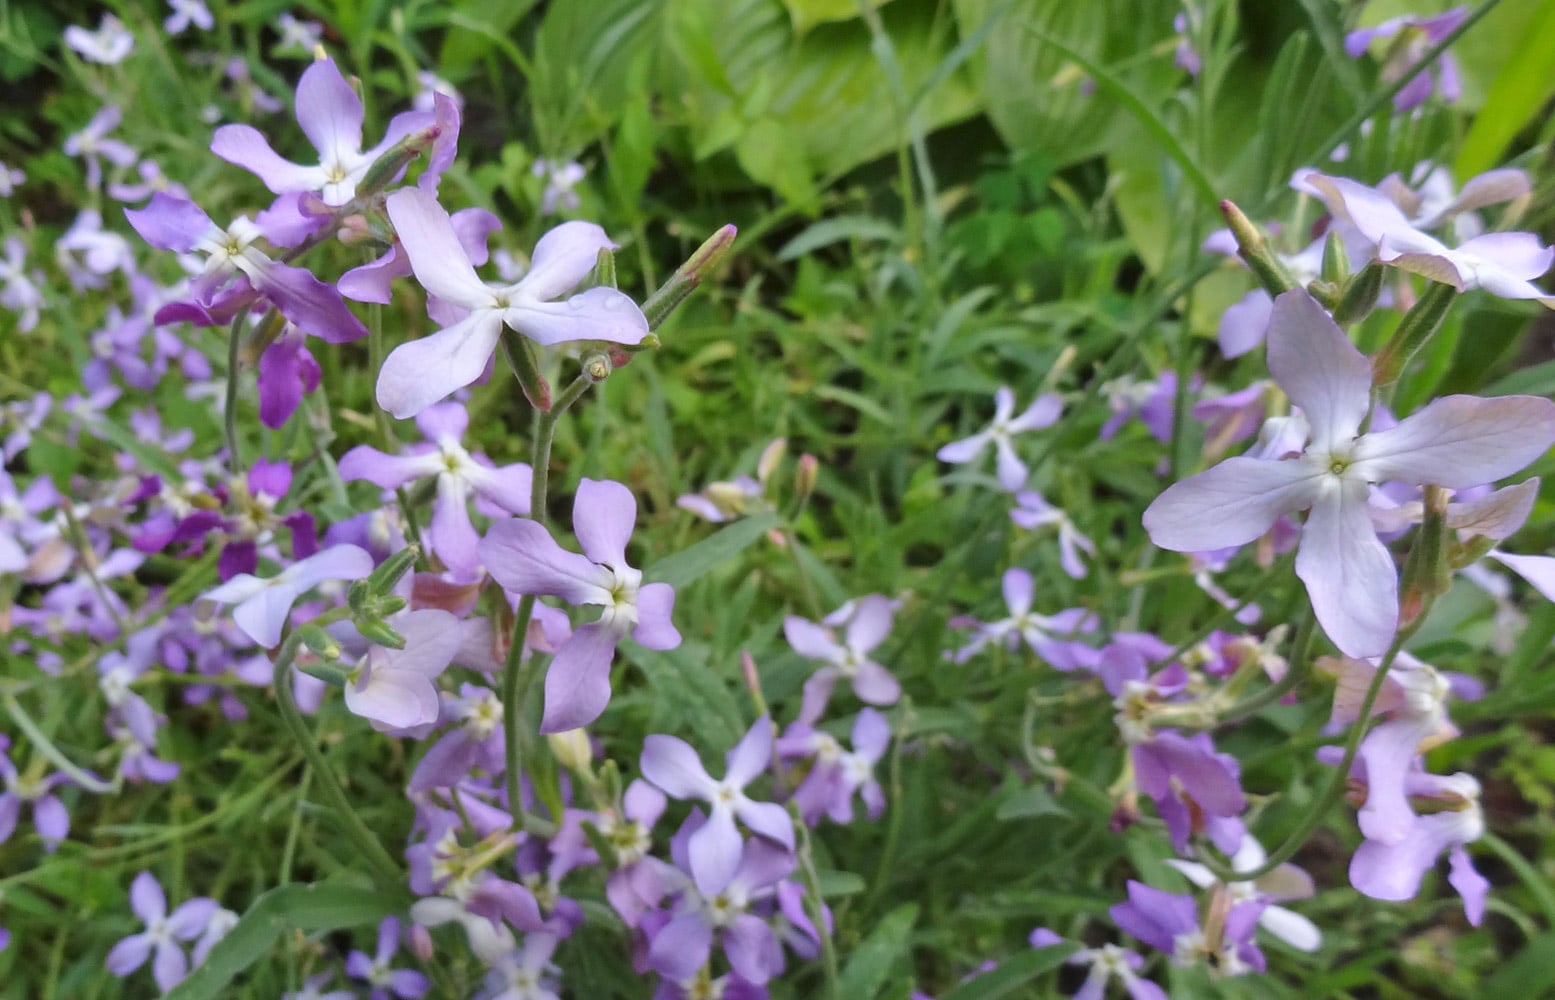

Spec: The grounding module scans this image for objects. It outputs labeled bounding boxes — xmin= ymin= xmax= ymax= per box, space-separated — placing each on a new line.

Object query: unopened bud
xmin=741 ymin=650 xmax=769 ymax=719
xmin=1220 ymin=200 xmax=1296 ymax=296
xmin=358 ymin=122 xmax=444 ymax=200
xmin=296 ymin=624 xmax=342 ymax=662
xmin=641 ymin=224 xmax=738 ymax=330
xmin=408 ymin=924 xmax=434 ymax=962
xmin=582 ymin=353 xmax=613 ymax=383
xmin=592 ymin=247 xmax=617 ymax=289
xmin=298 ymin=659 xmax=353 ymax=687
xmin=794 ymin=454 xmax=818 ymax=502
xmin=756 ymin=439 xmax=787 ymax=488
xmin=1332 ymin=261 xmax=1385 ymax=327
xmin=355 ymin=616 xmax=406 ymax=650
xmin=1319 ymin=229 xmax=1349 ymax=286
xmin=1372 ymin=281 xmax=1455 ymax=386
xmin=548 ymin=728 xmax=593 ymax=775
xmin=368 ymin=545 xmax=420 ymax=595
xmin=499 ymin=329 xmax=552 ymax=411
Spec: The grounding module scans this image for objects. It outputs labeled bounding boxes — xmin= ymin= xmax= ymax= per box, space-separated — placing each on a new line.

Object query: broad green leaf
xmin=816 ymin=869 xmax=868 ymax=897
xmin=1456 ymin=0 xmax=1555 ymax=176
xmin=163 ymin=883 xmax=408 ymax=1000
xmin=649 ymin=512 xmax=780 ymax=589
xmin=622 ymin=643 xmax=745 ymax=747
xmin=1483 ymin=933 xmax=1555 ymax=995
xmin=784 ymin=0 xmax=894 ymax=36
xmin=837 ymin=903 xmax=919 ymax=1000
xmin=938 ymin=944 xmax=1080 ymax=1000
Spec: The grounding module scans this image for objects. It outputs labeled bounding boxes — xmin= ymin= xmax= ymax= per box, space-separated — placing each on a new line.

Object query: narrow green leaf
xmin=939 ymin=944 xmax=1080 ymax=1000
xmin=1292 ymin=0 xmax=1366 ymax=101
xmin=164 ymin=883 xmax=408 ymax=1000
xmin=649 ymin=512 xmax=780 ymax=589
xmin=1023 ymin=28 xmax=1218 ymax=209
xmin=1456 ymin=0 xmax=1555 ymax=177
xmin=83 ymin=416 xmax=182 ymax=481
xmin=816 ymin=869 xmax=868 ymax=897
xmin=837 ymin=903 xmax=919 ymax=1000
xmin=777 ymin=215 xmax=902 ymax=261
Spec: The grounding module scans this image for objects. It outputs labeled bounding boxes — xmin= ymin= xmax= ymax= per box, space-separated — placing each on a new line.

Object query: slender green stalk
xmin=1 ymin=693 xmax=116 ymax=794
xmin=222 ymin=305 xmax=253 ymax=475
xmin=794 ymin=815 xmax=840 ymax=1000
xmin=271 ymin=627 xmax=402 ymax=887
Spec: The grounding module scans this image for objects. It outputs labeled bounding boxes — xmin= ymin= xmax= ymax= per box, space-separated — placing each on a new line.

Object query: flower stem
xmin=794 ymin=812 xmax=840 ymax=1000
xmin=223 ymin=304 xmax=253 ymax=476
xmin=271 ymin=628 xmax=402 ymax=887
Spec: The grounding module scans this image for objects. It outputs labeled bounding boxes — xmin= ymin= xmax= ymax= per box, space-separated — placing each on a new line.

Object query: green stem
xmin=223 ymin=305 xmax=253 ymax=475
xmin=271 ymin=628 xmax=402 ymax=887
xmin=1202 ymin=626 xmax=1411 ymax=884
xmin=1 ymin=693 xmax=116 ymax=794
xmin=794 ymin=815 xmax=840 ymax=1000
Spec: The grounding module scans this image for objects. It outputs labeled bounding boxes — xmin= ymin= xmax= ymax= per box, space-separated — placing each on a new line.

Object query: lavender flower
xmin=640 ymin=717 xmax=795 ymax=895
xmin=937 ymin=386 xmax=1062 ymax=491
xmin=165 ymin=0 xmax=213 ymax=34
xmin=201 ymin=544 xmax=374 ymax=647
xmin=1345 ymin=8 xmax=1466 ymax=111
xmin=64 ymin=14 xmax=134 ymax=64
xmin=105 ymin=871 xmax=220 ymax=992
xmin=347 ymin=918 xmax=429 ymax=1000
xmin=479 ymin=478 xmax=680 ymax=732
xmin=946 ymin=567 xmax=1097 ymax=669
xmin=1110 ymin=880 xmax=1265 ymax=977
xmin=1028 ymin=927 xmax=1163 ymax=1000
xmin=783 ymin=595 xmax=901 ymax=725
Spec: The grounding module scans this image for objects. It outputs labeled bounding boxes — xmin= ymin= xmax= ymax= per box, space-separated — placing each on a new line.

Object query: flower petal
xmin=479 ymin=517 xmax=610 ymax=604
xmin=1354 ymin=394 xmax=1555 ymax=489
xmin=210 ymin=125 xmax=318 ymax=194
xmin=295 ymin=59 xmax=364 ymax=169
xmin=538 ymin=621 xmax=620 ymax=733
xmin=1266 ymin=290 xmax=1372 ymax=450
xmin=1296 ymin=481 xmax=1398 ymax=657
xmin=518 ymin=221 xmax=618 ymax=301
xmin=1143 ymin=456 xmax=1322 ymax=553
xmin=505 ymin=287 xmax=648 ymax=347
xmin=376 ymin=310 xmax=503 ymax=420
xmin=640 ymin=734 xmax=714 ymax=800
xmin=384 ymin=187 xmax=495 ymax=308
xmin=572 ymin=478 xmax=635 ymax=567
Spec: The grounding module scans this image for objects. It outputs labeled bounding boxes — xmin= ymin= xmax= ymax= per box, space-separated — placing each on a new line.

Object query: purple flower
xmin=125 ymin=193 xmax=369 ymax=343
xmin=0 ymin=238 xmax=43 ymax=333
xmin=1027 ymin=927 xmax=1163 ymax=1000
xmin=946 ymin=567 xmax=1097 ymax=669
xmin=1130 ymin=730 xmax=1246 ymax=854
xmin=640 ymin=717 xmax=795 ymax=895
xmin=165 ymin=0 xmax=213 ymax=34
xmin=63 ymin=105 xmax=138 ymax=191
xmin=257 ymin=325 xmax=322 ymax=427
xmin=1164 ymin=837 xmax=1322 ymax=953
xmin=64 ymin=14 xmax=134 ymax=64
xmin=479 ymin=931 xmax=564 ymax=1000
xmin=937 ymin=386 xmax=1062 ymax=491
xmin=1143 ymin=289 xmax=1555 ymax=656
xmin=201 ymin=544 xmax=374 ymax=647
xmin=1009 ymin=490 xmax=1095 ymax=578
xmin=1307 ymin=173 xmax=1553 ymax=305
xmin=1378 ymin=162 xmax=1530 ymax=237
xmin=347 ymin=918 xmax=429 ymax=1000
xmin=340 ymin=402 xmax=532 ymax=578
xmin=1110 ymin=880 xmax=1266 ymax=977
xmin=105 ymin=871 xmax=221 ymax=992
xmin=0 ymin=746 xmax=71 ymax=851
xmin=1099 ymin=373 xmax=1182 ymax=442
xmin=1346 ymin=8 xmax=1466 ymax=111
xmin=479 ymin=478 xmax=680 ymax=733
xmin=776 ymin=709 xmax=890 ymax=825
xmin=211 ymin=57 xmax=444 ymax=207
xmin=375 ymin=188 xmax=649 ymax=418
xmin=645 ymin=820 xmax=796 ymax=986
xmin=533 ymin=159 xmax=587 ymax=216
xmin=783 ymin=595 xmax=901 ymax=725
xmin=342 ymin=609 xmax=463 ymax=734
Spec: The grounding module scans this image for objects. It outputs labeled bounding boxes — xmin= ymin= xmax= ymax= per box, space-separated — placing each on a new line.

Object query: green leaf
xmin=163 ymin=883 xmax=408 ymax=1000
xmin=994 ymin=786 xmax=1069 ymax=821
xmin=82 ymin=416 xmax=182 ymax=481
xmin=649 ymin=512 xmax=781 ymax=589
xmin=816 ymin=869 xmax=868 ymax=897
xmin=777 ymin=215 xmax=902 ymax=261
xmin=622 ymin=643 xmax=745 ymax=747
xmin=1457 ymin=0 xmax=1555 ymax=174
xmin=837 ymin=903 xmax=919 ymax=1000
xmin=784 ymin=0 xmax=895 ymax=35
xmin=1484 ymin=933 xmax=1555 ymax=995
xmin=938 ymin=944 xmax=1080 ymax=1000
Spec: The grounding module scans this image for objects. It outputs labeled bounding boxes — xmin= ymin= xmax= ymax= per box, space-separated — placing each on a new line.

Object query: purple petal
xmin=337 ymin=445 xmax=440 ymax=490
xmin=646 ymin=912 xmax=713 ymax=982
xmin=124 ymin=193 xmax=213 ymax=252
xmin=168 ymin=898 xmax=219 ymax=939
xmin=32 ymin=794 xmax=69 ymax=845
xmin=1296 ymin=481 xmax=1399 ymax=658
xmin=736 ymin=800 xmax=794 ymax=850
xmin=1355 ymin=395 xmax=1555 ymax=490
xmin=724 ymin=914 xmax=782 ymax=985
xmin=1217 ymin=289 xmax=1272 ymax=359
xmin=851 ymin=660 xmax=900 ymax=705
xmin=428 ymin=476 xmax=480 ymax=577
xmin=572 ymin=478 xmax=635 ymax=567
xmin=640 ymin=735 xmax=715 ymax=800
xmin=538 ymin=621 xmax=620 ymax=733
xmin=256 ymin=264 xmax=368 ymax=344
xmin=689 ymin=809 xmax=744 ymax=895
xmin=844 ymin=595 xmax=894 ymax=652
xmin=106 ymin=933 xmax=153 ymax=975
xmin=1143 ymin=457 xmax=1322 ymax=552
xmin=505 ymin=287 xmax=648 ymax=347
xmin=631 ymin=582 xmax=681 ymax=650
xmin=375 ymin=310 xmax=504 ymax=420
xmin=519 ymin=221 xmax=618 ymax=300
xmin=1448 ymin=845 xmax=1490 ymax=926
xmin=152 ymin=939 xmax=189 ymax=991
xmin=210 ymin=125 xmax=315 ymax=194
xmin=1002 ymin=567 xmax=1033 ymax=615
xmin=784 ymin=617 xmax=841 ymax=661
xmin=383 ymin=188 xmax=492 ymax=307
xmin=1266 ymin=290 xmax=1371 ymax=450
xmin=346 ymin=668 xmax=441 ymax=729
xmin=130 ymin=871 xmax=166 ymax=922
xmin=295 ymin=59 xmax=364 ymax=168
xmin=724 ymin=717 xmax=772 ymax=787
xmin=479 ymin=517 xmax=610 ymax=604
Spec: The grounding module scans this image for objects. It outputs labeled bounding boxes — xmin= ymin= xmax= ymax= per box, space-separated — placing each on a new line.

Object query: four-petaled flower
xmin=937 ymin=386 xmax=1062 ymax=491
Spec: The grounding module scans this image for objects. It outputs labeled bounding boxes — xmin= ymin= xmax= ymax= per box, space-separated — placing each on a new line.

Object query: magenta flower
xmin=1130 ymin=729 xmax=1246 ymax=854
xmin=640 ymin=717 xmax=795 ymax=895
xmin=480 ymin=478 xmax=679 ymax=732
xmin=937 ymin=386 xmax=1062 ymax=491
xmin=783 ymin=595 xmax=901 ymax=725
xmin=257 ymin=325 xmax=322 ymax=428
xmin=1144 ymin=289 xmax=1555 ymax=656
xmin=375 ymin=188 xmax=649 ymax=418
xmin=201 ymin=544 xmax=374 ymax=647
xmin=339 ymin=402 xmax=532 ymax=578
xmin=105 ymin=872 xmax=220 ymax=992
xmin=212 ymin=57 xmax=443 ymax=207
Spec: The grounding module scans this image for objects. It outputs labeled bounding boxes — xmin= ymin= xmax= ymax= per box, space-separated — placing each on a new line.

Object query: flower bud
xmin=1332 ymin=260 xmax=1385 ymax=327
xmin=1219 ymin=200 xmax=1296 ymax=296
xmin=367 ymin=544 xmax=420 ymax=596
xmin=357 ymin=121 xmax=444 ymax=201
xmin=1373 ymin=282 xmax=1455 ymax=386
xmin=582 ymin=352 xmax=613 ymax=383
xmin=756 ymin=438 xmax=787 ymax=488
xmin=298 ymin=659 xmax=353 ymax=687
xmin=355 ymin=616 xmax=406 ymax=650
xmin=498 ymin=329 xmax=552 ymax=411
xmin=547 ymin=728 xmax=593 ymax=775
xmin=1319 ymin=229 xmax=1349 ymax=286
xmin=641 ymin=224 xmax=738 ymax=330
xmin=296 ymin=624 xmax=341 ymax=662
xmin=794 ymin=453 xmax=818 ymax=504
xmin=591 ymin=246 xmax=617 ymax=289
